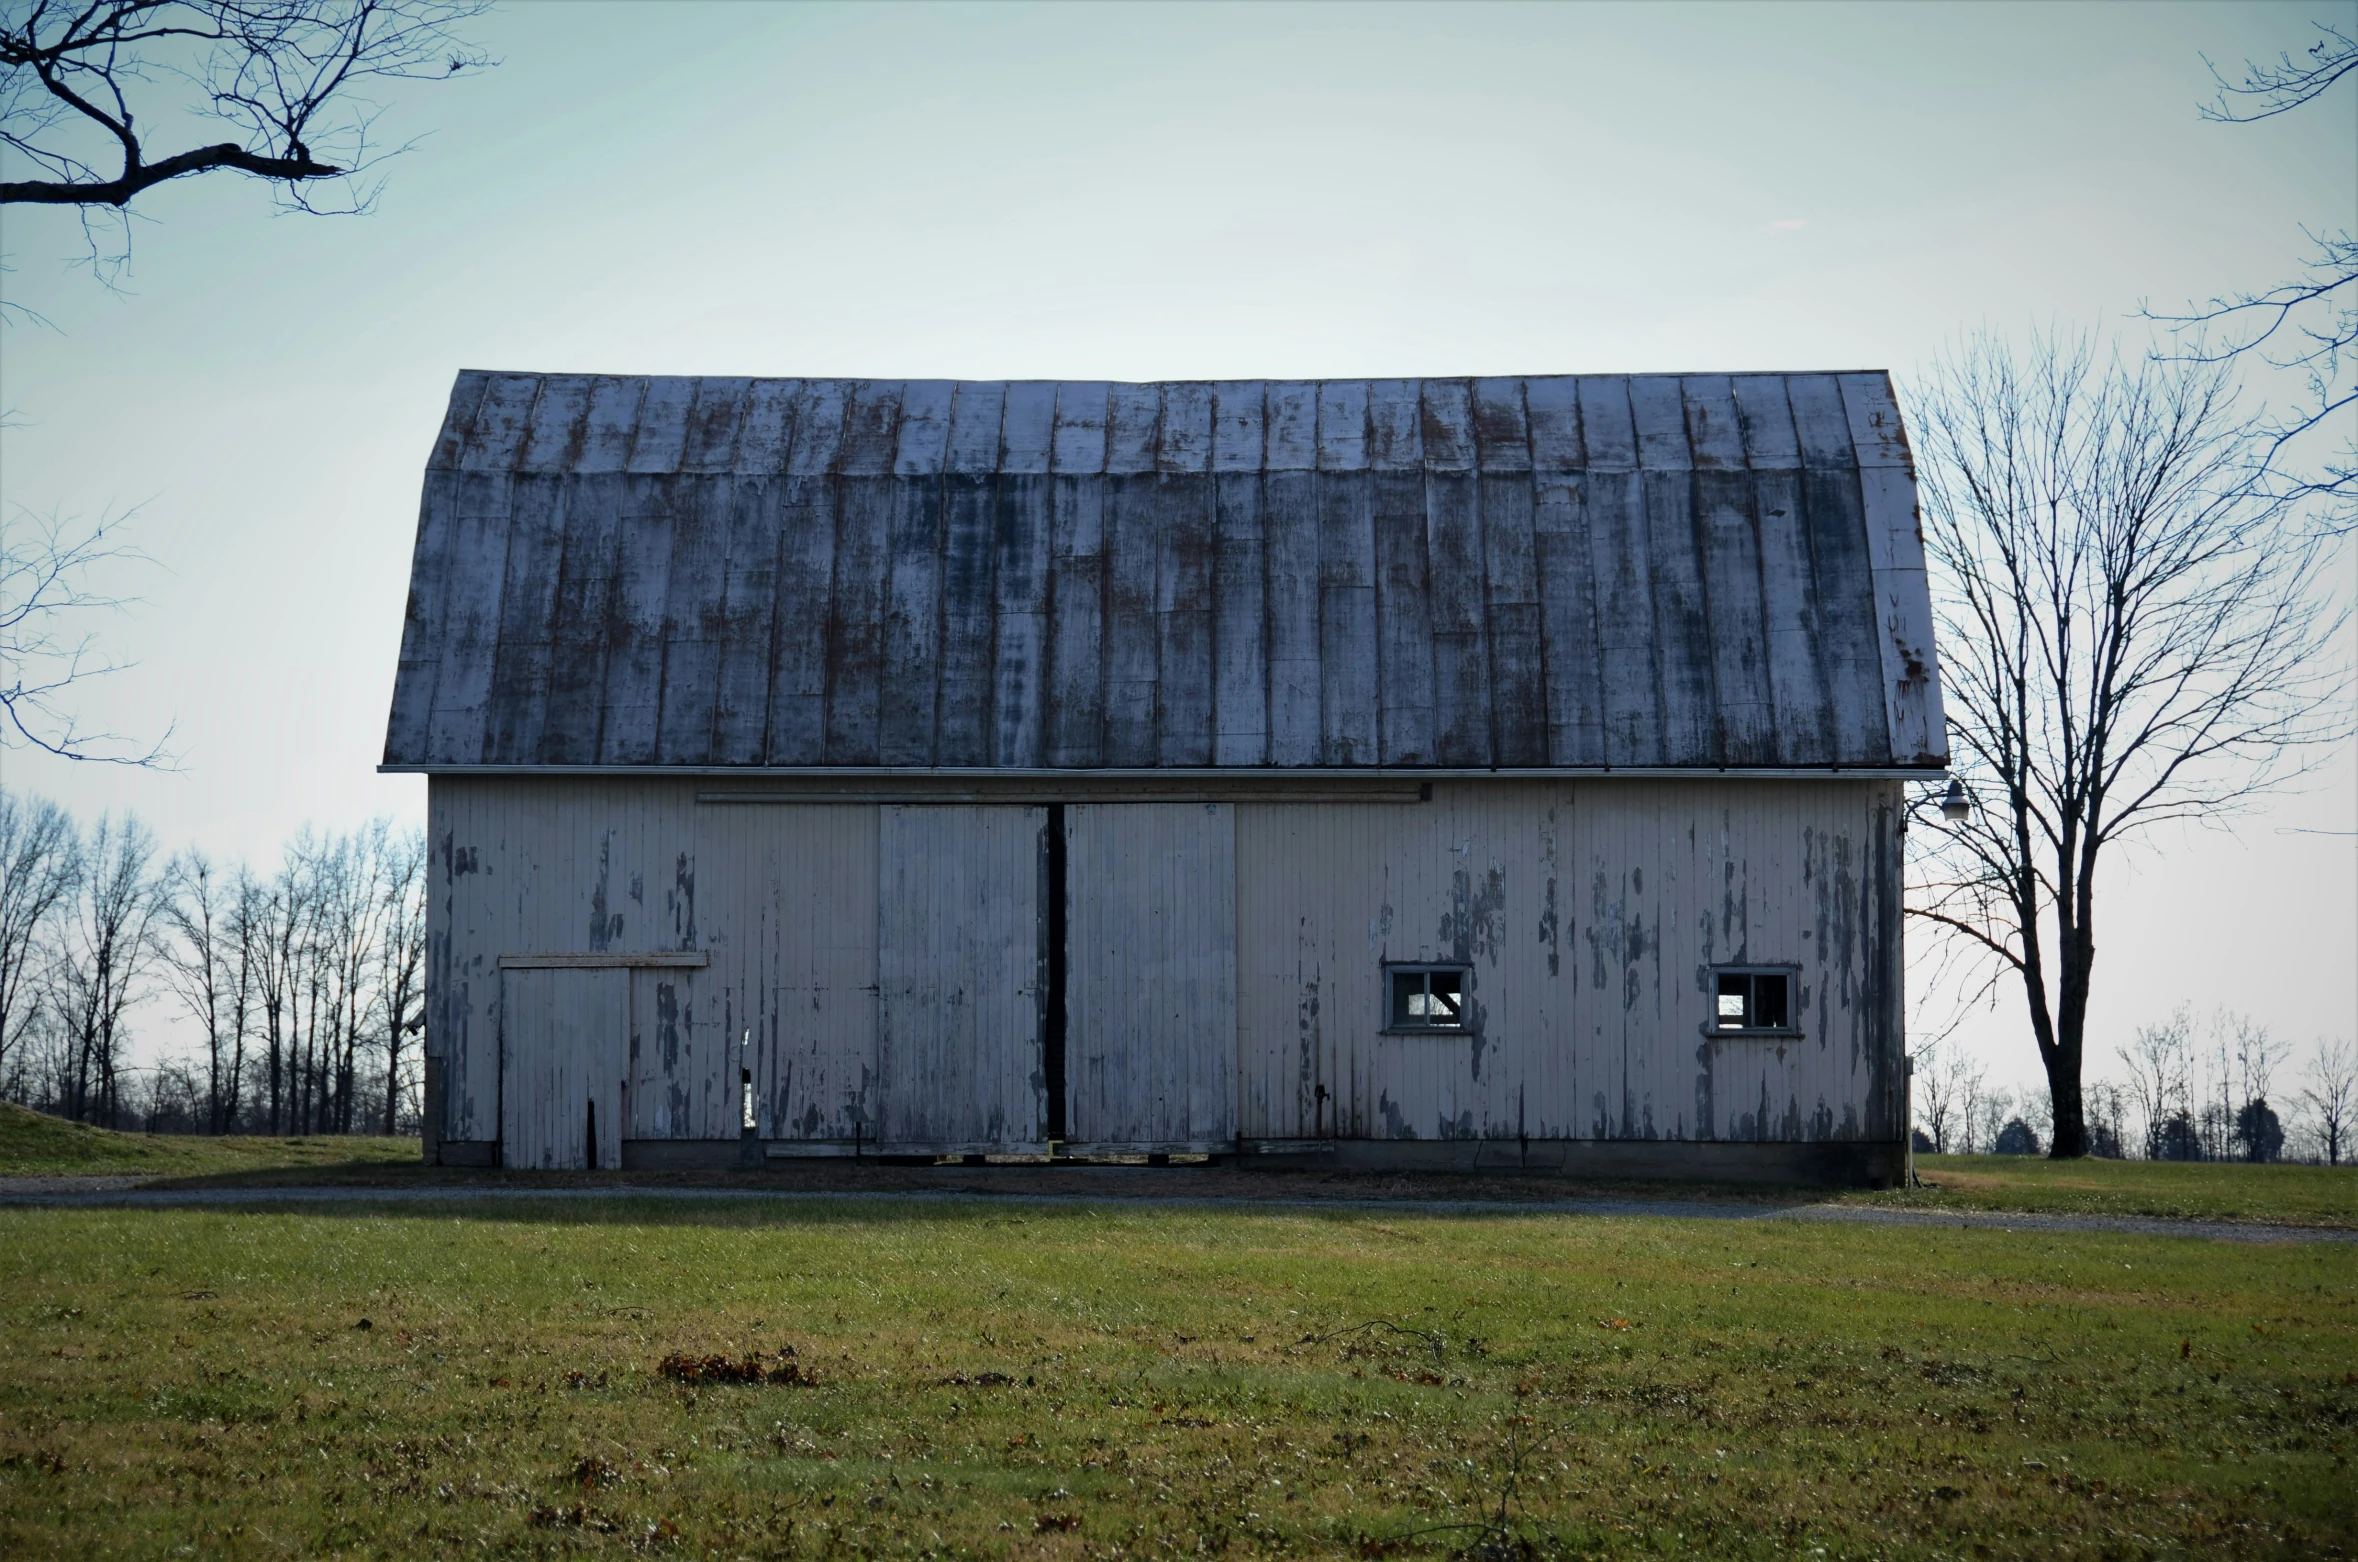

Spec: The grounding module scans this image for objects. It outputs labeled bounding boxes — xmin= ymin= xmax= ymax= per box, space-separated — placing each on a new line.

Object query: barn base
xmin=456 ymin=1135 xmax=1922 ymax=1185
xmin=620 ymin=1138 xmax=746 ymax=1170
xmin=1239 ymin=1137 xmax=1906 ymax=1188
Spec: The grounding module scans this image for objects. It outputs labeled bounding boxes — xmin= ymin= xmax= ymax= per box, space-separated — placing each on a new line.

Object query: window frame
xmin=1704 ymin=964 xmax=1803 ymax=1039
xmin=1381 ymin=961 xmax=1476 ymax=1036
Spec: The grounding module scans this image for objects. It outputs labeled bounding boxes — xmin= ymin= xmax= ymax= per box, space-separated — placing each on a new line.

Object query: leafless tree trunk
xmin=0 ymin=790 xmax=78 ymax=1088
xmin=1906 ymin=331 xmax=2349 ymax=1158
xmin=160 ymin=849 xmax=238 ymax=1131
xmin=219 ymin=867 xmax=262 ymax=1131
xmin=2300 ymin=1039 xmax=2354 ymax=1166
xmin=54 ymin=812 xmax=160 ymax=1125
xmin=251 ymin=860 xmax=304 ymax=1134
xmin=376 ymin=827 xmax=425 ymax=1134
xmin=2118 ymin=1007 xmax=2194 ymax=1161
xmin=315 ymin=824 xmax=390 ymax=1134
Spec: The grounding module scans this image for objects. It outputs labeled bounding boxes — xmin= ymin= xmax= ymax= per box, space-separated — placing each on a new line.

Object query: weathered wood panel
xmin=1155 ymin=385 xmax=1216 ymax=767
xmin=1065 ymin=803 xmax=1238 ymax=1149
xmin=763 ymin=381 xmax=847 ymax=764
xmin=876 ymin=805 xmax=1045 ymax=1150
xmin=709 ymin=478 xmax=785 ymax=765
xmin=1232 ymin=778 xmax=1900 ymax=1148
xmin=428 ymin=774 xmax=1902 ymax=1163
xmin=1686 ymin=377 xmax=1774 ymax=764
xmin=480 ymin=472 xmax=567 ymax=764
xmin=701 ymin=801 xmax=879 ymax=1141
xmin=653 ymin=475 xmax=736 ymax=763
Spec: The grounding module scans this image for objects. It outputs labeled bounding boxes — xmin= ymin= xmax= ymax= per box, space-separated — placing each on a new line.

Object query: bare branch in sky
xmin=0 ymin=504 xmax=176 ymax=766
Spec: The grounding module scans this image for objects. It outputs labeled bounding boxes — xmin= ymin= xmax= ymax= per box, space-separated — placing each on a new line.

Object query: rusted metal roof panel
xmin=387 ymin=372 xmax=1948 ymax=770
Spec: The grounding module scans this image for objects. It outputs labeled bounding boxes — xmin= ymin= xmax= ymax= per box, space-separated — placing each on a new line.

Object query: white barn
xmin=386 ymin=372 xmax=1946 ymax=1184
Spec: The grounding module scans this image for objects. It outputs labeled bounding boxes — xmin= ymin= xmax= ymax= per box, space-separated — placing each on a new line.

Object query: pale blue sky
xmin=3 ymin=0 xmax=2351 ymax=1087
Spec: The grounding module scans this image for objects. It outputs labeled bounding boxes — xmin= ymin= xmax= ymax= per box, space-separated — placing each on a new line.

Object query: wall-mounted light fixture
xmin=1940 ymin=778 xmax=1972 ymax=822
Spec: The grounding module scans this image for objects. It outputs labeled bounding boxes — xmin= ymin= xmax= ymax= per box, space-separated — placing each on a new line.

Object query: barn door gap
xmin=1044 ymin=803 xmax=1069 ymax=1143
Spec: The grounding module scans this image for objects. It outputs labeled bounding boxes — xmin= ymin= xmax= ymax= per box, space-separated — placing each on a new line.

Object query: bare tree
xmin=0 ymin=506 xmax=172 ymax=765
xmin=2 ymin=0 xmax=491 ymax=277
xmin=2148 ymin=21 xmax=2358 ymax=523
xmin=2118 ymin=1007 xmax=2194 ymax=1160
xmin=160 ymin=848 xmax=246 ymax=1131
xmin=1912 ymin=1040 xmax=1986 ymax=1155
xmin=1913 ymin=1042 xmax=1956 ymax=1154
xmin=2082 ymin=1079 xmax=2128 ymax=1158
xmin=0 ymin=788 xmax=76 ymax=1087
xmin=245 ymin=847 xmax=304 ymax=1132
xmin=1971 ymin=1086 xmax=2015 ymax=1161
xmin=2300 ymin=1037 xmax=2354 ymax=1166
xmin=2207 ymin=1008 xmax=2290 ymax=1162
xmin=313 ymin=822 xmax=390 ymax=1132
xmin=52 ymin=810 xmax=160 ymax=1125
xmin=1907 ymin=331 xmax=2349 ymax=1158
xmin=374 ymin=825 xmax=424 ymax=1133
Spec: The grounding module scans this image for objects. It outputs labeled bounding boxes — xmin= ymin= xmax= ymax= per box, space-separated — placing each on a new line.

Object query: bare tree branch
xmin=2145 ymin=23 xmax=2358 ymax=527
xmin=0 ymin=502 xmax=176 ymax=765
xmin=2200 ymin=21 xmax=2357 ymax=122
xmin=2 ymin=0 xmax=491 ymax=276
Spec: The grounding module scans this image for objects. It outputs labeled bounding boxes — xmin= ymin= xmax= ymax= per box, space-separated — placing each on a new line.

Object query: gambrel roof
xmin=383 ymin=373 xmax=1945 ymax=772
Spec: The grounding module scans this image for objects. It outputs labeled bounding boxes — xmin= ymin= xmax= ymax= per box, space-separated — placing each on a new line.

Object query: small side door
xmin=501 ymin=966 xmax=628 ymax=1169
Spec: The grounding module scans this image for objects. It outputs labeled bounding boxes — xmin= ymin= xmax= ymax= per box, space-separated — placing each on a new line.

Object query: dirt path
xmin=0 ymin=1174 xmax=2347 ymax=1242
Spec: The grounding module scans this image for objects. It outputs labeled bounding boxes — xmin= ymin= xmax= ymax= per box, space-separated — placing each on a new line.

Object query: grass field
xmin=0 ymin=1104 xmax=419 ymax=1179
xmin=0 ymin=1195 xmax=2349 ymax=1559
xmin=1883 ymin=1154 xmax=2358 ymax=1229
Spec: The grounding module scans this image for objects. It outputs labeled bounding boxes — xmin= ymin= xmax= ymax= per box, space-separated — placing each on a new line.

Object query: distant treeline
xmin=0 ymin=791 xmax=425 ymax=1137
xmin=1912 ymin=1014 xmax=2353 ymax=1166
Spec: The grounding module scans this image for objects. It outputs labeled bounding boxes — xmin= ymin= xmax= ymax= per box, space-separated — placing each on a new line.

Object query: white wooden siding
xmin=430 ymin=776 xmax=1901 ymax=1156
xmin=1234 ymin=780 xmax=1901 ymax=1144
xmin=876 ymin=805 xmax=1047 ymax=1150
xmin=1065 ymin=803 xmax=1238 ymax=1150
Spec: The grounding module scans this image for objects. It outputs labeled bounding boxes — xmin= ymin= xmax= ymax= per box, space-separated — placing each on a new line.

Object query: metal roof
xmin=384 ymin=373 xmax=1946 ymax=772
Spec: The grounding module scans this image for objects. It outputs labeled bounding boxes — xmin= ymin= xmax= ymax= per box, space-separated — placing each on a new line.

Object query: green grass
xmin=0 ymin=1198 xmax=2349 ymax=1559
xmin=1864 ymin=1153 xmax=2358 ymax=1229
xmin=0 ymin=1102 xmax=420 ymax=1178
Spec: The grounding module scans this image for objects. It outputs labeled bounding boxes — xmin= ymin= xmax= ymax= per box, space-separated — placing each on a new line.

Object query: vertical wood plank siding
xmin=431 ymin=776 xmax=1901 ymax=1156
xmin=877 ymin=804 xmax=1046 ymax=1150
xmin=394 ymin=374 xmax=1945 ymax=774
xmin=1231 ymin=779 xmax=1902 ymax=1146
xmin=1065 ymin=803 xmax=1239 ymax=1149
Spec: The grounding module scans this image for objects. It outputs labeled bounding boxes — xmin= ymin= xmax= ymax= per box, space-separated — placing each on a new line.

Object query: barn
xmin=384 ymin=372 xmax=1947 ymax=1185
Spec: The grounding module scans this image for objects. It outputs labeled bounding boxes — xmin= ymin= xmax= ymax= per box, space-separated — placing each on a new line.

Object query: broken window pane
xmin=1753 ymin=973 xmax=1789 ymax=1030
xmin=1427 ymin=969 xmax=1463 ymax=1024
xmin=1389 ymin=966 xmax=1471 ymax=1031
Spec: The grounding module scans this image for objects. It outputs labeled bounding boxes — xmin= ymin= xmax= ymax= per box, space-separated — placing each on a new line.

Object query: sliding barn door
xmin=500 ymin=967 xmax=627 ymax=1169
xmin=876 ymin=805 xmax=1047 ymax=1152
xmin=1065 ymin=803 xmax=1237 ymax=1151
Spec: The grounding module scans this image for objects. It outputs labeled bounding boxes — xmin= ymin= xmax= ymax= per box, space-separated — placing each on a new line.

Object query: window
xmin=1387 ymin=965 xmax=1470 ymax=1031
xmin=1713 ymin=967 xmax=1795 ymax=1034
